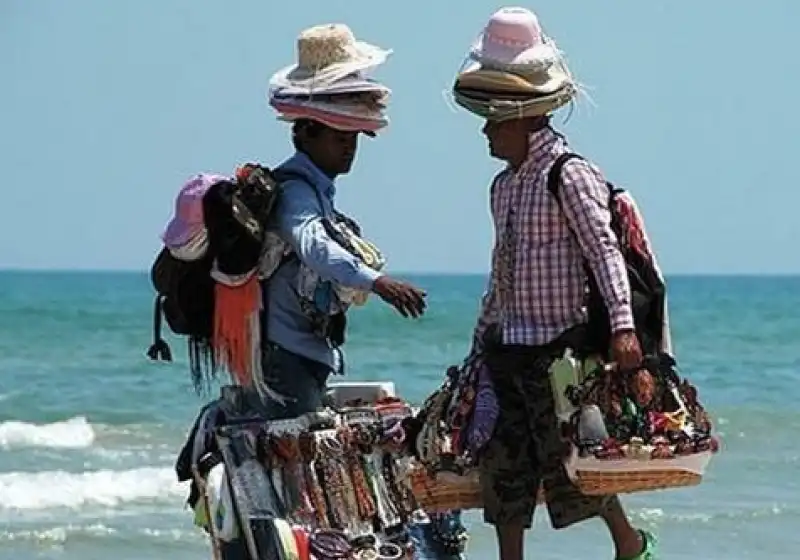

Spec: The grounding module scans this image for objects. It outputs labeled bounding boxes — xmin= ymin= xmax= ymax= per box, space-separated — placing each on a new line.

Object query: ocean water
xmin=0 ymin=271 xmax=798 ymax=560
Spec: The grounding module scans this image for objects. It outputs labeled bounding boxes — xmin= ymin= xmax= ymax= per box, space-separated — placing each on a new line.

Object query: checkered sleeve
xmin=558 ymin=159 xmax=635 ymax=333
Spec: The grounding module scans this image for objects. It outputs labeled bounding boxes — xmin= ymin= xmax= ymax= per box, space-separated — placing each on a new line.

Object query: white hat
xmin=453 ymin=7 xmax=577 ymax=120
xmin=269 ymin=23 xmax=391 ymax=92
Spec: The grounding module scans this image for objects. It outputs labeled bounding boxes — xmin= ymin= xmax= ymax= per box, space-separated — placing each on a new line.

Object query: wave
xmin=0 ymin=416 xmax=95 ymax=450
xmin=0 ymin=523 xmax=203 ymax=545
xmin=0 ymin=466 xmax=186 ymax=510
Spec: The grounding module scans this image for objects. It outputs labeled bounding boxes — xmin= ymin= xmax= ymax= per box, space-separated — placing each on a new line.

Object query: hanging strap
xmin=146 ymin=295 xmax=173 ymax=362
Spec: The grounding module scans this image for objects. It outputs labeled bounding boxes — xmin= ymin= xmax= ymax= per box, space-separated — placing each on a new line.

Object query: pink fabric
xmin=271 ymin=100 xmax=385 ymax=134
xmin=477 ymin=7 xmax=544 ymax=64
xmin=162 ymin=173 xmax=227 ymax=248
xmin=472 ymin=127 xmax=637 ymax=348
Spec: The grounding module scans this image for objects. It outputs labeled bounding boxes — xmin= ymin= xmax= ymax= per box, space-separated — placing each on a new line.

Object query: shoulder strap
xmin=546 ymin=152 xmax=586 ymax=210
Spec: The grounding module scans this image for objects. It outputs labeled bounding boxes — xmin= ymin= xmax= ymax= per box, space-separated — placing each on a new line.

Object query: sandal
xmin=617 ymin=530 xmax=657 ymax=560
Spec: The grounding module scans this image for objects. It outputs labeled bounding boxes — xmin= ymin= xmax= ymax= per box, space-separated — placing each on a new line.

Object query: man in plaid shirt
xmin=452 ymin=7 xmax=659 ymax=560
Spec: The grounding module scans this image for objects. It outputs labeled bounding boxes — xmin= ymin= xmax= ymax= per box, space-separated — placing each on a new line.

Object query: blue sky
xmin=2 ymin=0 xmax=797 ymax=274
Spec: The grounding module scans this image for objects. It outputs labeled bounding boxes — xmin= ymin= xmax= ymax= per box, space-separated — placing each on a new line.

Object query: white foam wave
xmin=0 ymin=416 xmax=96 ymax=449
xmin=0 ymin=523 xmax=201 ymax=544
xmin=0 ymin=467 xmax=186 ymax=510
xmin=0 ymin=523 xmax=116 ymax=543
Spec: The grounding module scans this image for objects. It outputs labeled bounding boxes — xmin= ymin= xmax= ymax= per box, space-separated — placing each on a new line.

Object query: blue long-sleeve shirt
xmin=265 ymin=151 xmax=381 ymax=368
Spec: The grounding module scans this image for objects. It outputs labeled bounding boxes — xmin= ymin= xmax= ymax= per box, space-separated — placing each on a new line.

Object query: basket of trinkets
xmin=561 ymin=354 xmax=720 ymax=496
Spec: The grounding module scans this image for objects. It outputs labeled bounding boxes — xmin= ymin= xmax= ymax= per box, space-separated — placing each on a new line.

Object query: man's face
xmin=305 ymin=126 xmax=360 ymax=177
xmin=482 ymin=118 xmax=527 ymax=162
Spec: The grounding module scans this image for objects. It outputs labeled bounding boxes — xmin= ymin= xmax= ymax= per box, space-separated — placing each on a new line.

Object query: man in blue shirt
xmin=261 ymin=118 xmax=427 ymax=418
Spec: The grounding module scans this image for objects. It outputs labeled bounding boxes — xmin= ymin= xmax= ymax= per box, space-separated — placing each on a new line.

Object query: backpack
xmin=547 ymin=153 xmax=666 ymax=358
xmin=146 ymin=164 xmax=280 ymax=387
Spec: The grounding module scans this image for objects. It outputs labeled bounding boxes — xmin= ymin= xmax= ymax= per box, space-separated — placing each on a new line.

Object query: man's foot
xmin=617 ymin=530 xmax=657 ymax=560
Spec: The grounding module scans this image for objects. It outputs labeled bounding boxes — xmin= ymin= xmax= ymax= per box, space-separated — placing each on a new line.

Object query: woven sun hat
xmin=269 ymin=23 xmax=391 ymax=93
xmin=452 ymin=7 xmax=577 ymax=121
xmin=271 ymin=101 xmax=386 ymax=136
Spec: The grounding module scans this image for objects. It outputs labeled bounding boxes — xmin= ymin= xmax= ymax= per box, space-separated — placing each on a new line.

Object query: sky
xmin=1 ymin=0 xmax=798 ymax=275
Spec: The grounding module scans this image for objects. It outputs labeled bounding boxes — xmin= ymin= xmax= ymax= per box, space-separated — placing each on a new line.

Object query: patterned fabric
xmin=472 ymin=126 xmax=635 ymax=351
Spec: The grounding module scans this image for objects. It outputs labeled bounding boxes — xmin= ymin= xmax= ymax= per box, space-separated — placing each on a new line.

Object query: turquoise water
xmin=0 ymin=271 xmax=798 ymax=559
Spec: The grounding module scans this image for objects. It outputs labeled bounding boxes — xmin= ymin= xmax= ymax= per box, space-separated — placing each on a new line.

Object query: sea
xmin=0 ymin=271 xmax=798 ymax=560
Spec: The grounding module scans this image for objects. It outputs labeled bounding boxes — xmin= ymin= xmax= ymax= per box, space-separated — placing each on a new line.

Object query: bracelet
xmin=352 ymin=542 xmax=404 ymax=560
xmin=309 ymin=529 xmax=352 ymax=559
xmin=377 ymin=542 xmax=404 ymax=560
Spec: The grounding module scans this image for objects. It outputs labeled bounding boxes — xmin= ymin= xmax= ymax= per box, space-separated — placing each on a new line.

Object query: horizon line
xmin=1 ymin=268 xmax=799 ymax=278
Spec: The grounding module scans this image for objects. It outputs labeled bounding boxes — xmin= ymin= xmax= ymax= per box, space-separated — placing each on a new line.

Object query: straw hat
xmin=269 ymin=23 xmax=391 ymax=91
xmin=453 ymin=7 xmax=577 ymax=121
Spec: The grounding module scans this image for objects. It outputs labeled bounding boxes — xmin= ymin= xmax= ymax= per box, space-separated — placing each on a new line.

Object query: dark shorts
xmin=479 ymin=337 xmax=619 ymax=529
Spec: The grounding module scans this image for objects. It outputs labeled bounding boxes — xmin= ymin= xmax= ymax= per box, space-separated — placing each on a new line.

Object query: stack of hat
xmin=453 ymin=7 xmax=577 ymax=122
xmin=268 ymin=24 xmax=392 ymax=135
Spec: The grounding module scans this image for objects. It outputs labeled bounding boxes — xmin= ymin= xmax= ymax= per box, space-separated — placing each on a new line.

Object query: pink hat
xmin=270 ymin=100 xmax=384 ymax=136
xmin=162 ymin=173 xmax=227 ymax=249
xmin=469 ymin=7 xmax=561 ymax=72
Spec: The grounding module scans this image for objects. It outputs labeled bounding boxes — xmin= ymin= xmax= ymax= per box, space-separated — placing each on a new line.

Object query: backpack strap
xmin=546 ymin=152 xmax=587 ymax=210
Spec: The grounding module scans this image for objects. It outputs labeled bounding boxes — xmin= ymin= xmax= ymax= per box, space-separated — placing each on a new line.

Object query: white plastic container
xmin=206 ymin=463 xmax=238 ymax=542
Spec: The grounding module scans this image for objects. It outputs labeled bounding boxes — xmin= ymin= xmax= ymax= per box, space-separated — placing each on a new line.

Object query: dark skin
xmin=481 ymin=116 xmax=645 ymax=560
xmin=295 ymin=120 xmax=427 ymax=319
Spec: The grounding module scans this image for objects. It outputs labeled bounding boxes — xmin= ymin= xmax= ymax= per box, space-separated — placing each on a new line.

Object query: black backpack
xmin=146 ymin=165 xmax=280 ymax=388
xmin=547 ymin=153 xmax=666 ymax=358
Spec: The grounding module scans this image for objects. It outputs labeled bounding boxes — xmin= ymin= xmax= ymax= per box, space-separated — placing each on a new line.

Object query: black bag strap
xmin=546 ymin=152 xmax=588 ymax=210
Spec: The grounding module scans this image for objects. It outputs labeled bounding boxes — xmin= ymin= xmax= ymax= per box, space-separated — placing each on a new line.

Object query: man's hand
xmin=610 ymin=329 xmax=642 ymax=371
xmin=372 ymin=276 xmax=427 ymax=318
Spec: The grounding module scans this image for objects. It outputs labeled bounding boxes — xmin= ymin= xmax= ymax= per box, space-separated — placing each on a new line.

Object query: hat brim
xmin=271 ymin=97 xmax=387 ymax=135
xmin=269 ymin=40 xmax=391 ymax=91
xmin=270 ymin=74 xmax=390 ymax=98
xmin=457 ymin=60 xmax=572 ymax=96
xmin=162 ymin=219 xmax=206 ymax=249
xmin=452 ymin=65 xmax=576 ymax=121
xmin=275 ymin=112 xmax=379 ymax=137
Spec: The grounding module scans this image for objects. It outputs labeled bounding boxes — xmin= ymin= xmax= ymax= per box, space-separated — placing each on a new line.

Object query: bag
xmin=146 ymin=164 xmax=281 ymax=387
xmin=547 ymin=153 xmax=666 ymax=358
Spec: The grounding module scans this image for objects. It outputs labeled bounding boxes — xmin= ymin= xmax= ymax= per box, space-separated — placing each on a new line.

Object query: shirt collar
xmin=287 ymin=150 xmax=337 ymax=198
xmin=508 ymin=125 xmax=563 ymax=178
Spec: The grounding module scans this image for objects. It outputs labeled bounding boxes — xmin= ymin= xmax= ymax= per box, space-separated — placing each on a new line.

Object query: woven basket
xmin=564 ymin=448 xmax=714 ymax=496
xmin=407 ymin=465 xmax=545 ymax=512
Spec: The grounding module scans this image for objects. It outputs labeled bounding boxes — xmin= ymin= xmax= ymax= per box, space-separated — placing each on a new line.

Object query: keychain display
xmin=203 ymin=399 xmax=429 ymax=559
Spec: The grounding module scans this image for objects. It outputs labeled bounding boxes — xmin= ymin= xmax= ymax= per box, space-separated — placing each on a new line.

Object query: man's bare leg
xmin=601 ymin=499 xmax=644 ymax=558
xmin=496 ymin=523 xmax=526 ymax=560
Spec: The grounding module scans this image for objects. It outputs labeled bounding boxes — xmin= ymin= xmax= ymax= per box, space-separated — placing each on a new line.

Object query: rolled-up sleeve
xmin=558 ymin=159 xmax=634 ymax=333
xmin=275 ymin=180 xmax=382 ymax=291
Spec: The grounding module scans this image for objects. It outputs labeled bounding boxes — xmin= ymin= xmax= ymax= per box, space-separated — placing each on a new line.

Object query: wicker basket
xmin=563 ymin=447 xmax=714 ymax=496
xmin=407 ymin=464 xmax=545 ymax=512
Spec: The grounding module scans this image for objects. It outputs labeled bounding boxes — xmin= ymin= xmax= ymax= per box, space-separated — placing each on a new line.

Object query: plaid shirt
xmin=471 ymin=126 xmax=635 ymax=350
